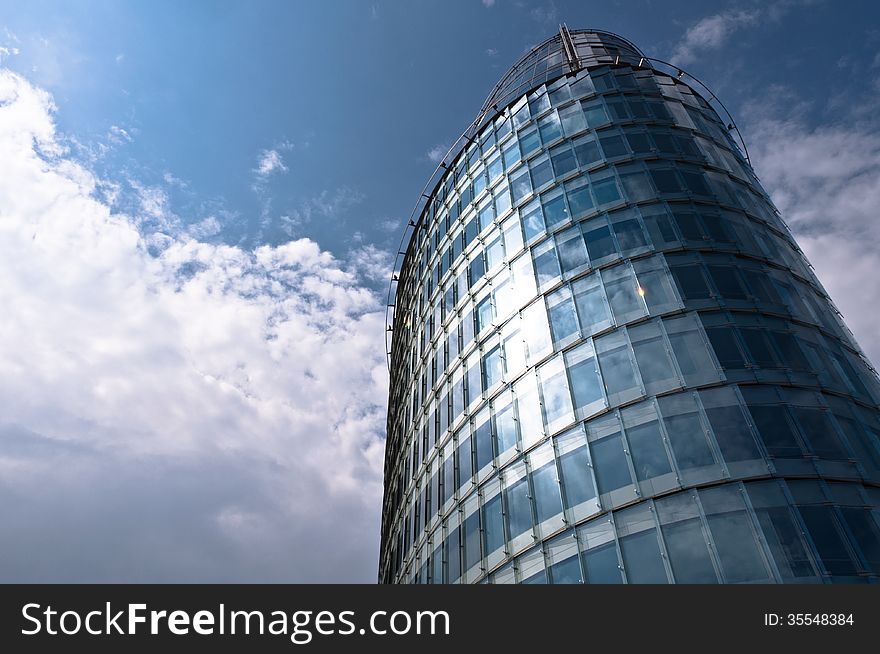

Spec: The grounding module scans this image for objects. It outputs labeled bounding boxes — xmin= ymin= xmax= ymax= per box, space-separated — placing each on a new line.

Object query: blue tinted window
xmin=532 ymin=461 xmax=563 ymax=523
xmin=583 ymin=222 xmax=617 ymax=261
xmin=566 ymin=180 xmax=594 ymax=217
xmin=482 ymin=494 xmax=505 ymax=556
xmin=583 ymin=542 xmax=622 ymax=584
xmin=620 ymin=530 xmax=667 ymax=583
xmin=505 ymin=477 xmax=533 ymax=539
xmin=559 ymin=447 xmax=596 ymax=508
xmin=591 ymin=432 xmax=632 ymax=494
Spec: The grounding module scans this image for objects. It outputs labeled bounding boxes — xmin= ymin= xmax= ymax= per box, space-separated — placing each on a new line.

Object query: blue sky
xmin=0 ymin=0 xmax=879 ymax=581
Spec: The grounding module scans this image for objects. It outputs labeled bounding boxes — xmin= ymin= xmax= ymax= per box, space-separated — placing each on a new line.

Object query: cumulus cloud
xmin=0 ymin=68 xmax=387 ymax=581
xmin=745 ymin=92 xmax=880 ymax=367
xmin=347 ymin=244 xmax=393 ymax=284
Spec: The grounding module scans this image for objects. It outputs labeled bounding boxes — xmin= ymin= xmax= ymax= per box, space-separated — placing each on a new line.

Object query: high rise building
xmin=379 ymin=28 xmax=880 ymax=584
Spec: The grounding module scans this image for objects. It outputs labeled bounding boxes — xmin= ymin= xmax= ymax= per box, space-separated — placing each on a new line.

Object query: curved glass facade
xmin=379 ymin=30 xmax=880 ymax=584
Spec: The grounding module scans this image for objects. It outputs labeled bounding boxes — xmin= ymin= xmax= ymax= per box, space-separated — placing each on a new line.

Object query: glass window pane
xmin=619 ymin=530 xmax=669 ymax=583
xmin=474 ymin=406 xmax=494 ymax=472
xmin=629 ymin=321 xmax=678 ymax=395
xmin=551 ymin=144 xmax=578 ymax=176
xmin=521 ymin=198 xmax=545 ymax=242
xmin=665 ymin=314 xmax=719 ymax=387
xmin=740 ymin=328 xmax=778 ymax=367
xmin=589 ymin=415 xmax=633 ymax=495
xmin=511 ymin=167 xmax=532 ymax=205
xmin=622 ymin=404 xmax=673 ymax=481
xmin=495 ymin=394 xmax=518 ymax=454
xmin=530 ymin=155 xmax=554 ymax=189
xmin=482 ymin=494 xmax=505 ymax=557
xmin=602 ymin=264 xmax=647 ymax=324
xmin=708 ymin=265 xmax=748 ymax=300
xmin=591 ymin=176 xmax=622 ymax=205
xmin=582 ymin=99 xmax=608 ymax=128
xmin=573 ymin=274 xmax=612 ymax=335
xmin=583 ymin=217 xmax=618 ymax=262
xmin=840 ymin=507 xmax=880 ymax=573
xmin=798 ymin=506 xmax=858 ymax=576
xmin=673 ymin=211 xmax=703 ymax=240
xmin=650 ymin=168 xmax=682 ymax=193
xmin=482 ymin=344 xmax=503 ymax=391
xmin=792 ymin=407 xmax=847 ymax=460
xmin=655 ymin=492 xmax=717 ymax=581
xmin=522 ymin=301 xmax=552 ymax=363
xmin=457 ymin=433 xmax=473 ymax=491
xmin=659 ymin=394 xmax=716 ymax=470
xmin=573 ymin=135 xmax=602 ymax=167
xmin=619 ymin=521 xmax=667 ymax=584
xmin=559 ymin=445 xmax=596 ymax=509
xmin=671 ymin=264 xmax=711 ymax=300
xmin=557 ymin=226 xmax=589 ymax=274
xmin=548 ymin=551 xmax=582 ymax=584
xmin=514 ymin=372 xmax=544 ymax=450
xmin=600 ymin=134 xmax=628 ymax=158
xmin=559 ymin=102 xmax=587 ymax=135
xmin=547 ymin=286 xmax=579 ymax=345
xmin=532 ymin=239 xmax=561 ymax=288
xmin=502 ymin=140 xmax=521 ymax=169
xmin=706 ymin=326 xmax=746 ymax=368
xmin=542 ymin=190 xmax=570 ymax=228
xmin=565 ymin=340 xmax=606 ymax=418
xmin=538 ymin=111 xmax=562 ymax=143
xmin=701 ymin=487 xmax=770 ymax=582
xmin=504 ymin=476 xmax=533 ymax=540
xmin=753 ymin=503 xmax=816 ymax=579
xmin=445 ymin=525 xmax=461 ymax=583
xmin=532 ymin=460 xmax=563 ymax=523
xmin=610 ymin=211 xmax=649 ymax=252
xmin=463 ymin=510 xmax=481 ymax=571
xmin=519 ymin=127 xmax=541 ymax=156
xmin=633 ymin=257 xmax=680 ymax=316
xmin=566 ymin=178 xmax=594 ymax=217
xmin=579 ymin=519 xmax=622 ymax=584
xmin=747 ymin=404 xmax=803 ymax=458
xmin=701 ymin=391 xmax=762 ymax=463
xmin=487 ymin=153 xmax=503 ymax=182
xmin=595 ymin=331 xmax=641 ymax=405
xmin=538 ymin=355 xmax=575 ymax=434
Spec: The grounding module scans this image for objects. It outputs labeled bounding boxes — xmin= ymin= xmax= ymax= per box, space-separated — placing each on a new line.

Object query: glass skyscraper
xmin=379 ymin=28 xmax=880 ymax=584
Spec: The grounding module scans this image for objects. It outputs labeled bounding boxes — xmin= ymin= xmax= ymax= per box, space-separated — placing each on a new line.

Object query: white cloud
xmin=254 ymin=148 xmax=288 ymax=177
xmin=671 ymin=9 xmax=759 ymax=66
xmin=347 ymin=244 xmax=392 ymax=284
xmin=0 ymin=45 xmax=20 ymax=63
xmin=486 ymin=47 xmax=499 ymax=58
xmin=378 ymin=217 xmax=400 ymax=233
xmin=107 ymin=124 xmax=132 ymax=144
xmin=0 ymin=68 xmax=387 ymax=581
xmin=745 ymin=97 xmax=880 ymax=367
xmin=425 ymin=143 xmax=448 ymax=164
xmin=482 ymin=0 xmax=496 ymax=7
xmin=670 ymin=1 xmax=819 ymax=67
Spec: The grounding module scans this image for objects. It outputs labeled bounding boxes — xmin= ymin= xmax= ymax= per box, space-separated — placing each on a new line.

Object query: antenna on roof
xmin=559 ymin=23 xmax=580 ymax=73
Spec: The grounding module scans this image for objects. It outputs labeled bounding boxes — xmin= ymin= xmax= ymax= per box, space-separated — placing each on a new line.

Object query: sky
xmin=0 ymin=0 xmax=879 ymax=582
